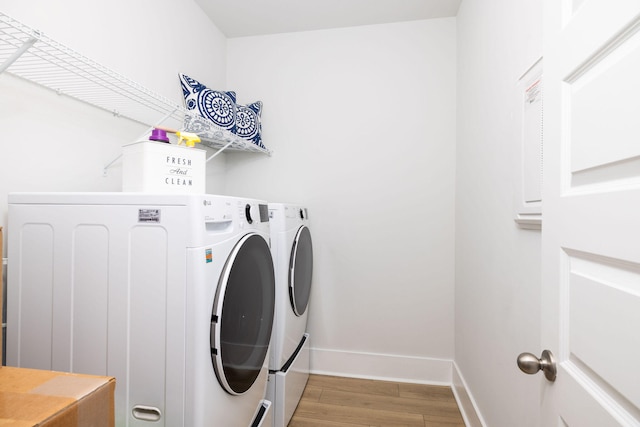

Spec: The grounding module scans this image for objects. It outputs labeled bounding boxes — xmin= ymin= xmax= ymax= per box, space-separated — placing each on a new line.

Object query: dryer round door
xmin=210 ymin=233 xmax=275 ymax=395
xmin=289 ymin=225 xmax=313 ymax=316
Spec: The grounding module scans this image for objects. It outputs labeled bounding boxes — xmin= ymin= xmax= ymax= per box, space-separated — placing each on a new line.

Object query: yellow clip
xmin=176 ymin=131 xmax=201 ymax=147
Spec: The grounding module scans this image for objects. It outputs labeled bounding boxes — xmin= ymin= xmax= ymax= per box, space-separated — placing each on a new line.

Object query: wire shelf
xmin=0 ymin=12 xmax=270 ymax=155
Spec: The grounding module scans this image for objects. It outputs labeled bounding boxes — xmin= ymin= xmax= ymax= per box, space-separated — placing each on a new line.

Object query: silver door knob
xmin=517 ymin=349 xmax=557 ymax=382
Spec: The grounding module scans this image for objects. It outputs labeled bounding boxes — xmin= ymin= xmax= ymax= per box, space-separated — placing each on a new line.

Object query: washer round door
xmin=210 ymin=233 xmax=275 ymax=395
xmin=289 ymin=225 xmax=313 ymax=316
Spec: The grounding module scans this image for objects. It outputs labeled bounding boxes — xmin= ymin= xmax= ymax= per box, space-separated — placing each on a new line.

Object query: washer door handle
xmin=132 ymin=405 xmax=162 ymax=421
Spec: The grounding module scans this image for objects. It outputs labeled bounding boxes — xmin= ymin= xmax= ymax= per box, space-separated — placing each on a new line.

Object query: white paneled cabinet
xmin=514 ymin=57 xmax=543 ymax=229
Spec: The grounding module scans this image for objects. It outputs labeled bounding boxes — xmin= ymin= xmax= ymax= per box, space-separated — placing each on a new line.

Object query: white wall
xmin=0 ymin=0 xmax=228 ymax=231
xmin=224 ymin=19 xmax=457 ymax=383
xmin=2 ymin=3 xmax=457 ymax=387
xmin=455 ymin=0 xmax=543 ymax=426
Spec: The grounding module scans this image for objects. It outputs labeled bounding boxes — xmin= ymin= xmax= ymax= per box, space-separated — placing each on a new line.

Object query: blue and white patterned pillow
xmin=235 ymin=101 xmax=264 ymax=149
xmin=179 ymin=73 xmax=236 ymax=130
xmin=179 ymin=73 xmax=265 ymax=149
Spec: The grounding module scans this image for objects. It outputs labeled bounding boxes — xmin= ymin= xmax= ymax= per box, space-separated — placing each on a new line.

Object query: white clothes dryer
xmin=6 ymin=192 xmax=275 ymax=427
xmin=266 ymin=203 xmax=313 ymax=427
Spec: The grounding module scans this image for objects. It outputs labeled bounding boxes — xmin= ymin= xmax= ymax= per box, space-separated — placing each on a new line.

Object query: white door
xmin=539 ymin=0 xmax=640 ymax=425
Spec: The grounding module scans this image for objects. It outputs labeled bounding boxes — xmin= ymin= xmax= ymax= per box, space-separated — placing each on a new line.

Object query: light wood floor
xmin=288 ymin=375 xmax=466 ymax=426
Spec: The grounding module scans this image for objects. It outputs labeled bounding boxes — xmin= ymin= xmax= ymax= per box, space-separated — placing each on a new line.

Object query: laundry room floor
xmin=289 ymin=375 xmax=465 ymax=426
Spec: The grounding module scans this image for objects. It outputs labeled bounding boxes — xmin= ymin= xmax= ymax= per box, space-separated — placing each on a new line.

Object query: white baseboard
xmin=309 ymin=347 xmax=453 ymax=386
xmin=452 ymin=362 xmax=486 ymax=427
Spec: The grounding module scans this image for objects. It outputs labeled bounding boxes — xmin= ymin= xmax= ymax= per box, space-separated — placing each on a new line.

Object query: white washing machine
xmin=6 ymin=192 xmax=275 ymax=427
xmin=266 ymin=203 xmax=313 ymax=427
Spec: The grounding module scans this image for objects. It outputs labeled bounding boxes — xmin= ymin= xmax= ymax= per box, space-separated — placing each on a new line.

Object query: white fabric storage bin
xmin=122 ymin=141 xmax=206 ymax=194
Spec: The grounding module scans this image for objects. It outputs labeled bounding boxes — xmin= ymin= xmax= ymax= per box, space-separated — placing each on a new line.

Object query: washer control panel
xmin=245 ymin=203 xmax=269 ymax=223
